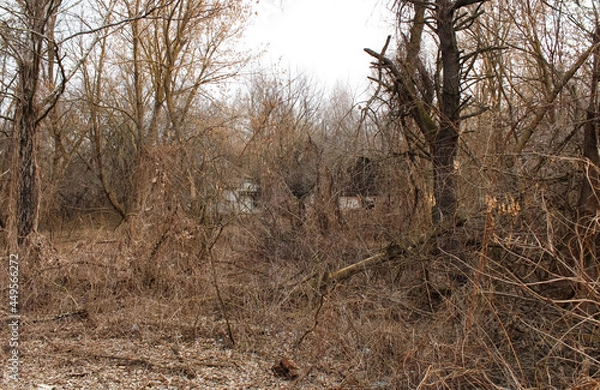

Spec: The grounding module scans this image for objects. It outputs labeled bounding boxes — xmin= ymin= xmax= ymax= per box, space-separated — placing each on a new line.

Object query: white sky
xmin=242 ymin=0 xmax=394 ymax=94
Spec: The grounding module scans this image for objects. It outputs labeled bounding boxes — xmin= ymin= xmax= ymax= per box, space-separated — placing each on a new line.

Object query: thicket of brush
xmin=1 ymin=1 xmax=600 ymax=388
xmin=3 ymin=125 xmax=599 ymax=389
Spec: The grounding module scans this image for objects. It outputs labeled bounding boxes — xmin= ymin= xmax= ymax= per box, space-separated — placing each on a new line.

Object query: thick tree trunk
xmin=579 ymin=106 xmax=600 ymax=217
xmin=578 ymin=26 xmax=600 ymax=218
xmin=16 ymin=12 xmax=44 ymax=244
xmin=365 ymin=0 xmax=489 ymax=227
xmin=576 ymin=25 xmax=600 ymax=270
xmin=432 ymin=0 xmax=461 ymax=224
xmin=13 ymin=0 xmax=62 ymax=245
xmin=16 ymin=97 xmax=39 ymax=244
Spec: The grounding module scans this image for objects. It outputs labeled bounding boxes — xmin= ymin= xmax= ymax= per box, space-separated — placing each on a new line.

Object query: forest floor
xmin=0 ymin=225 xmax=356 ymax=390
xmin=5 ymin=213 xmax=599 ymax=390
xmin=0 ymin=303 xmax=343 ymax=390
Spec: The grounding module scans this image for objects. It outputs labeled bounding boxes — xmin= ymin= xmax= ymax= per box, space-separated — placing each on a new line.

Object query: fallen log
xmin=317 ymin=244 xmax=409 ymax=292
xmin=312 ymin=218 xmax=472 ymax=293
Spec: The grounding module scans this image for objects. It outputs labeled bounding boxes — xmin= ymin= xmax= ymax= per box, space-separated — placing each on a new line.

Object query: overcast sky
xmin=242 ymin=0 xmax=394 ymax=94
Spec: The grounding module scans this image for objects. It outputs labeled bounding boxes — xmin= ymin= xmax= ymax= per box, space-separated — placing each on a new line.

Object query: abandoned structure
xmin=338 ymin=156 xmax=378 ymax=210
xmin=221 ymin=179 xmax=260 ymax=214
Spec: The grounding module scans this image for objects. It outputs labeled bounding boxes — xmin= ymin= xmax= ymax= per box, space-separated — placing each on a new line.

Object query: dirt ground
xmin=0 ymin=311 xmax=343 ymax=390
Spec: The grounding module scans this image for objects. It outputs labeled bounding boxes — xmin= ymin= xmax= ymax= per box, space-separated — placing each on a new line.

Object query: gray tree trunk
xmin=432 ymin=0 xmax=461 ymax=224
xmin=15 ymin=0 xmax=47 ymax=244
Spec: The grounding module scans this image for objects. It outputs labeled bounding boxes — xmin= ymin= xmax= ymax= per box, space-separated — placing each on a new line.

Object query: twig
xmin=416 ymin=365 xmax=432 ymax=390
xmin=205 ymin=226 xmax=235 ymax=346
xmin=295 ymin=293 xmax=325 ymax=349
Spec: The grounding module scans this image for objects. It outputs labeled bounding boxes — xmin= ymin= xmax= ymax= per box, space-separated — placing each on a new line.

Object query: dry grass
xmin=2 ymin=171 xmax=600 ymax=389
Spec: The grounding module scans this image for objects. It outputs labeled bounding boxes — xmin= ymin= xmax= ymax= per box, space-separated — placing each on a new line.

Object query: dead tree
xmin=365 ymin=0 xmax=488 ymax=225
xmin=10 ymin=0 xmax=63 ymax=245
xmin=577 ymin=24 xmax=600 ymax=271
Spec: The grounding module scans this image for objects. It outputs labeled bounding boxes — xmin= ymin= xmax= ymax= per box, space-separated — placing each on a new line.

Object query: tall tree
xmin=4 ymin=0 xmax=63 ymax=245
xmin=78 ymin=0 xmax=247 ymax=228
xmin=577 ymin=24 xmax=600 ymax=261
xmin=0 ymin=0 xmax=167 ymax=247
xmin=366 ymin=0 xmax=488 ymax=225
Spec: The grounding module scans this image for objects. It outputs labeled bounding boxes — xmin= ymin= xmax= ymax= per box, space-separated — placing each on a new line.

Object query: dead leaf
xmin=272 ymin=357 xmax=299 ymax=380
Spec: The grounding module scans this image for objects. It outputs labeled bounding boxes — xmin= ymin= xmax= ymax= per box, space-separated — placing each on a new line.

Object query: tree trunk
xmin=578 ymin=25 xmax=600 ymax=218
xmin=15 ymin=0 xmax=46 ymax=244
xmin=365 ymin=1 xmax=468 ymax=226
xmin=576 ymin=25 xmax=600 ymax=270
xmin=432 ymin=0 xmax=461 ymax=224
xmin=16 ymin=94 xmax=39 ymax=244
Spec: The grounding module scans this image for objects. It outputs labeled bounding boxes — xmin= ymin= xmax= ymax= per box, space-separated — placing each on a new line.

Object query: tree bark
xmin=578 ymin=25 xmax=600 ymax=218
xmin=15 ymin=0 xmax=48 ymax=244
xmin=432 ymin=0 xmax=461 ymax=224
xmin=16 ymin=89 xmax=40 ymax=244
xmin=576 ymin=24 xmax=600 ymax=268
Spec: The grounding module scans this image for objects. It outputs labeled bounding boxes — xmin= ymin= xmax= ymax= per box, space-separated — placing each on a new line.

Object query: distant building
xmin=338 ymin=156 xmax=378 ymax=211
xmin=338 ymin=195 xmax=377 ymax=210
xmin=221 ymin=179 xmax=260 ymax=214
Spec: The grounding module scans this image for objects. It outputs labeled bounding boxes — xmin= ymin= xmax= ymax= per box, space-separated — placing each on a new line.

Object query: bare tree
xmin=366 ymin=0 xmax=488 ymax=226
xmin=242 ymin=72 xmax=323 ymax=228
xmin=0 ymin=0 xmax=65 ymax=245
xmin=0 ymin=0 xmax=169 ymax=246
xmin=577 ymin=23 xmax=600 ymax=263
xmin=73 ymin=0 xmax=247 ymax=231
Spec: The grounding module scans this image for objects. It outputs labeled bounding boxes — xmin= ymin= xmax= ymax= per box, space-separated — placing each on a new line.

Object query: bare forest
xmin=1 ymin=0 xmax=600 ymax=388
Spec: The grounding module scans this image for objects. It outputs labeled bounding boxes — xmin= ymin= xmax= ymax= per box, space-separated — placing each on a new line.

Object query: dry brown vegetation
xmin=2 ymin=140 xmax=600 ymax=389
xmin=2 ymin=0 xmax=600 ymax=389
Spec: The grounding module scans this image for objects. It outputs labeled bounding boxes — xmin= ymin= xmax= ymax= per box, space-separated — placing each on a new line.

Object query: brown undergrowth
xmin=2 ymin=193 xmax=600 ymax=389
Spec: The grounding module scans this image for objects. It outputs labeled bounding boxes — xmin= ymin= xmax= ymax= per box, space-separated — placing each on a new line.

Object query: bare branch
xmin=364 ymin=47 xmax=403 ymax=81
xmin=452 ymin=0 xmax=488 ymax=11
xmin=513 ymin=41 xmax=599 ymax=154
